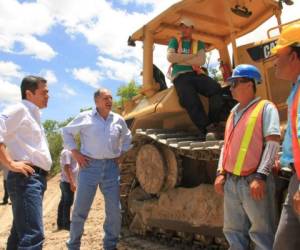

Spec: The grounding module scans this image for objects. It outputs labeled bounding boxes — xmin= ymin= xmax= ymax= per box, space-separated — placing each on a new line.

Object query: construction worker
xmin=167 ymin=18 xmax=223 ymax=139
xmin=272 ymin=21 xmax=300 ymax=250
xmin=214 ymin=64 xmax=281 ymax=249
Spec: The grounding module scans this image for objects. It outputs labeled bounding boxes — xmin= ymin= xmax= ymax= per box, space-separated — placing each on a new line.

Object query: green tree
xmin=43 ymin=119 xmax=63 ymax=176
xmin=44 ymin=116 xmax=82 ymax=177
xmin=116 ymin=80 xmax=140 ymax=108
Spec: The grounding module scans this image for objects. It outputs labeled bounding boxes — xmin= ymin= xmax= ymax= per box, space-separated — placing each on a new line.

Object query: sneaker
xmin=206 ymin=123 xmax=225 ymax=140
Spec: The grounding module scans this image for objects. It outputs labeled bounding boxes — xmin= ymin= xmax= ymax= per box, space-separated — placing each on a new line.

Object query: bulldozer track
xmin=119 ymin=129 xmax=227 ymax=249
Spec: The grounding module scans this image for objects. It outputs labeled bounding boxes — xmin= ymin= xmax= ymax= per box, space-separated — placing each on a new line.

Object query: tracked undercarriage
xmin=119 ymin=129 xmax=228 ymax=249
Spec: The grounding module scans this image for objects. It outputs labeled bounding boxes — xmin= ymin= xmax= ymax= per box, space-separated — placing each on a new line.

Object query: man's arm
xmin=62 ymin=113 xmax=90 ymax=167
xmin=0 ymin=105 xmax=34 ymax=176
xmin=120 ymin=119 xmax=132 ymax=153
xmin=250 ymin=103 xmax=281 ymax=200
xmin=64 ymin=164 xmax=76 ymax=192
xmin=184 ymin=49 xmax=206 ymax=66
xmin=116 ymin=118 xmax=132 ymax=164
xmin=214 ymin=146 xmax=226 ymax=195
xmin=293 ymin=98 xmax=300 ymax=214
xmin=0 ymin=143 xmax=34 ymax=176
xmin=167 ymin=39 xmax=206 ymax=66
xmin=167 ymin=48 xmax=205 ymax=66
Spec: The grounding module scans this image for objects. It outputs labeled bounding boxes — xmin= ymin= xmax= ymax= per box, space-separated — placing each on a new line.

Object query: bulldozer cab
xmin=125 ymin=0 xmax=293 ymax=131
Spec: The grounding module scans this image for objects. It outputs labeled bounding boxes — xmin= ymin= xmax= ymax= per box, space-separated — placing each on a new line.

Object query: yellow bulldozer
xmin=119 ymin=0 xmax=295 ymax=248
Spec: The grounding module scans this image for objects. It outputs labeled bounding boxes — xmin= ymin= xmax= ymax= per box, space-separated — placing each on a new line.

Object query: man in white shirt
xmin=0 ymin=75 xmax=52 ymax=250
xmin=57 ymin=148 xmax=78 ymax=231
xmin=63 ymin=88 xmax=132 ymax=250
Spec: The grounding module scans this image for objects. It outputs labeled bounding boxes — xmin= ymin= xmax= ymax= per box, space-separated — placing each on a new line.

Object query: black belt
xmin=32 ymin=166 xmax=48 ymax=176
xmin=278 ymin=163 xmax=295 ymax=180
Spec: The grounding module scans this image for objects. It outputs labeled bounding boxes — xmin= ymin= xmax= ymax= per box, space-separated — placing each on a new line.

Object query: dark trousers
xmin=173 ymin=72 xmax=223 ymax=132
xmin=57 ymin=181 xmax=74 ymax=230
xmin=6 ymin=171 xmax=47 ymax=250
xmin=3 ymin=179 xmax=9 ymax=203
xmin=273 ymin=174 xmax=300 ymax=250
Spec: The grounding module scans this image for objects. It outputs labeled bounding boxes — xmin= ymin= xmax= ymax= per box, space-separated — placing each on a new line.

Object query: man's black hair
xmin=291 ymin=45 xmax=300 ymax=60
xmin=21 ymin=76 xmax=47 ymax=100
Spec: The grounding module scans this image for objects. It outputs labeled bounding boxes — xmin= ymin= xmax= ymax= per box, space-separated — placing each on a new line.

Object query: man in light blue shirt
xmin=63 ymin=88 xmax=132 ymax=250
xmin=280 ymin=82 xmax=300 ymax=167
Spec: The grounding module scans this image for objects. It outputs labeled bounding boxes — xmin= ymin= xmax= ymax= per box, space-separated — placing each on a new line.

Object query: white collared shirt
xmin=62 ymin=109 xmax=132 ymax=159
xmin=60 ymin=149 xmax=78 ymax=183
xmin=0 ymin=100 xmax=52 ymax=171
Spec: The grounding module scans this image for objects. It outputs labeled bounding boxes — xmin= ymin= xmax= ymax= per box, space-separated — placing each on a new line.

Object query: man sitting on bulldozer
xmin=167 ymin=18 xmax=223 ymax=140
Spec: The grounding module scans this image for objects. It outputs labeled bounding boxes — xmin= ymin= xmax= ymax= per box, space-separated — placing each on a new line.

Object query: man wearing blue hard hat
xmin=214 ymin=64 xmax=281 ymax=249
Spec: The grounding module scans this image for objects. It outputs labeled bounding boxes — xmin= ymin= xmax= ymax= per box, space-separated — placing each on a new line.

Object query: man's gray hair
xmin=94 ymin=88 xmax=111 ymax=102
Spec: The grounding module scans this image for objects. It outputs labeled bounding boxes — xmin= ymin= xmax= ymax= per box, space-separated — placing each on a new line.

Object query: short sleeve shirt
xmin=60 ymin=149 xmax=79 ymax=183
xmin=281 ymin=77 xmax=300 ymax=167
xmin=232 ymin=97 xmax=281 ymax=137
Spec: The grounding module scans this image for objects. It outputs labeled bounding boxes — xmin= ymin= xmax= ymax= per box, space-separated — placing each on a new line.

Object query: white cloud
xmin=40 ymin=70 xmax=57 ymax=85
xmin=0 ymin=79 xmax=21 ymax=104
xmin=0 ymin=0 xmax=53 ymax=36
xmin=97 ymin=56 xmax=141 ymax=82
xmin=0 ymin=61 xmax=22 ymax=79
xmin=0 ymin=0 xmax=57 ymax=61
xmin=72 ymin=67 xmax=102 ymax=88
xmin=62 ymin=85 xmax=77 ymax=96
xmin=17 ymin=35 xmax=57 ymax=61
xmin=1 ymin=0 xmax=299 ymax=84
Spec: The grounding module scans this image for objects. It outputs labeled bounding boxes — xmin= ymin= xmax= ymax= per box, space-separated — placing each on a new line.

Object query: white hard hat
xmin=180 ymin=18 xmax=194 ymax=28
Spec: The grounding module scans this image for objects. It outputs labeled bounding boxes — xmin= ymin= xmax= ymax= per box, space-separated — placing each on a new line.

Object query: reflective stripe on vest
xmin=167 ymin=38 xmax=204 ymax=77
xmin=291 ymin=86 xmax=300 ymax=179
xmin=223 ymin=100 xmax=267 ymax=176
xmin=178 ymin=38 xmax=203 ymax=74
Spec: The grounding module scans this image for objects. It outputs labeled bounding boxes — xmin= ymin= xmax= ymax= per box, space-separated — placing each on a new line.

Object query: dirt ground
xmin=0 ymin=172 xmax=176 ymax=250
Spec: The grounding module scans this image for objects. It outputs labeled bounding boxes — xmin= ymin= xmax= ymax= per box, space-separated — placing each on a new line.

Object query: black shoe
xmin=0 ymin=200 xmax=8 ymax=205
xmin=198 ymin=129 xmax=207 ymax=141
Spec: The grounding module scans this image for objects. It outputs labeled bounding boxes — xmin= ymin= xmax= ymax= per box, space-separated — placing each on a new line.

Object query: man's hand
xmin=293 ymin=190 xmax=300 ymax=215
xmin=114 ymin=154 xmax=125 ymax=166
xmin=71 ymin=150 xmax=89 ymax=168
xmin=70 ymin=182 xmax=77 ymax=193
xmin=9 ymin=161 xmax=34 ymax=177
xmin=250 ymin=179 xmax=265 ymax=200
xmin=214 ymin=175 xmax=226 ymax=195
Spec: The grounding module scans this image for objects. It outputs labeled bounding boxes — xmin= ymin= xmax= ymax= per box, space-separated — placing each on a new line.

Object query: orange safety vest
xmin=222 ymin=100 xmax=268 ymax=176
xmin=167 ymin=38 xmax=204 ymax=78
xmin=291 ymin=85 xmax=300 ymax=179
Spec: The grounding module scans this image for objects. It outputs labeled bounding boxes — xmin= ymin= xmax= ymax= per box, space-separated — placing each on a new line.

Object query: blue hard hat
xmin=227 ymin=64 xmax=262 ymax=84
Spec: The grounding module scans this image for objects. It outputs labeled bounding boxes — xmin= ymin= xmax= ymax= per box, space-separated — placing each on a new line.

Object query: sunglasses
xmin=230 ymin=78 xmax=251 ymax=88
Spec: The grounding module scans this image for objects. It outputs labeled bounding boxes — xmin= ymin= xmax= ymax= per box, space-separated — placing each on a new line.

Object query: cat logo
xmin=247 ymin=40 xmax=277 ymax=61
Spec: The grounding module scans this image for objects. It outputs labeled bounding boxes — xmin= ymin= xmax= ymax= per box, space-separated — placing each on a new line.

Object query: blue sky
xmin=0 ymin=0 xmax=299 ymax=122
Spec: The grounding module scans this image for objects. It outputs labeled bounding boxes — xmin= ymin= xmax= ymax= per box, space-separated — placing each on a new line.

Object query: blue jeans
xmin=6 ymin=171 xmax=47 ymax=250
xmin=57 ymin=181 xmax=74 ymax=230
xmin=273 ymin=174 xmax=300 ymax=250
xmin=223 ymin=174 xmax=276 ymax=250
xmin=67 ymin=159 xmax=121 ymax=250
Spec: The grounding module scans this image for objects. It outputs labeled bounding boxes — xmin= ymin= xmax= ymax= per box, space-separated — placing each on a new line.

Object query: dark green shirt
xmin=168 ymin=37 xmax=205 ymax=79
